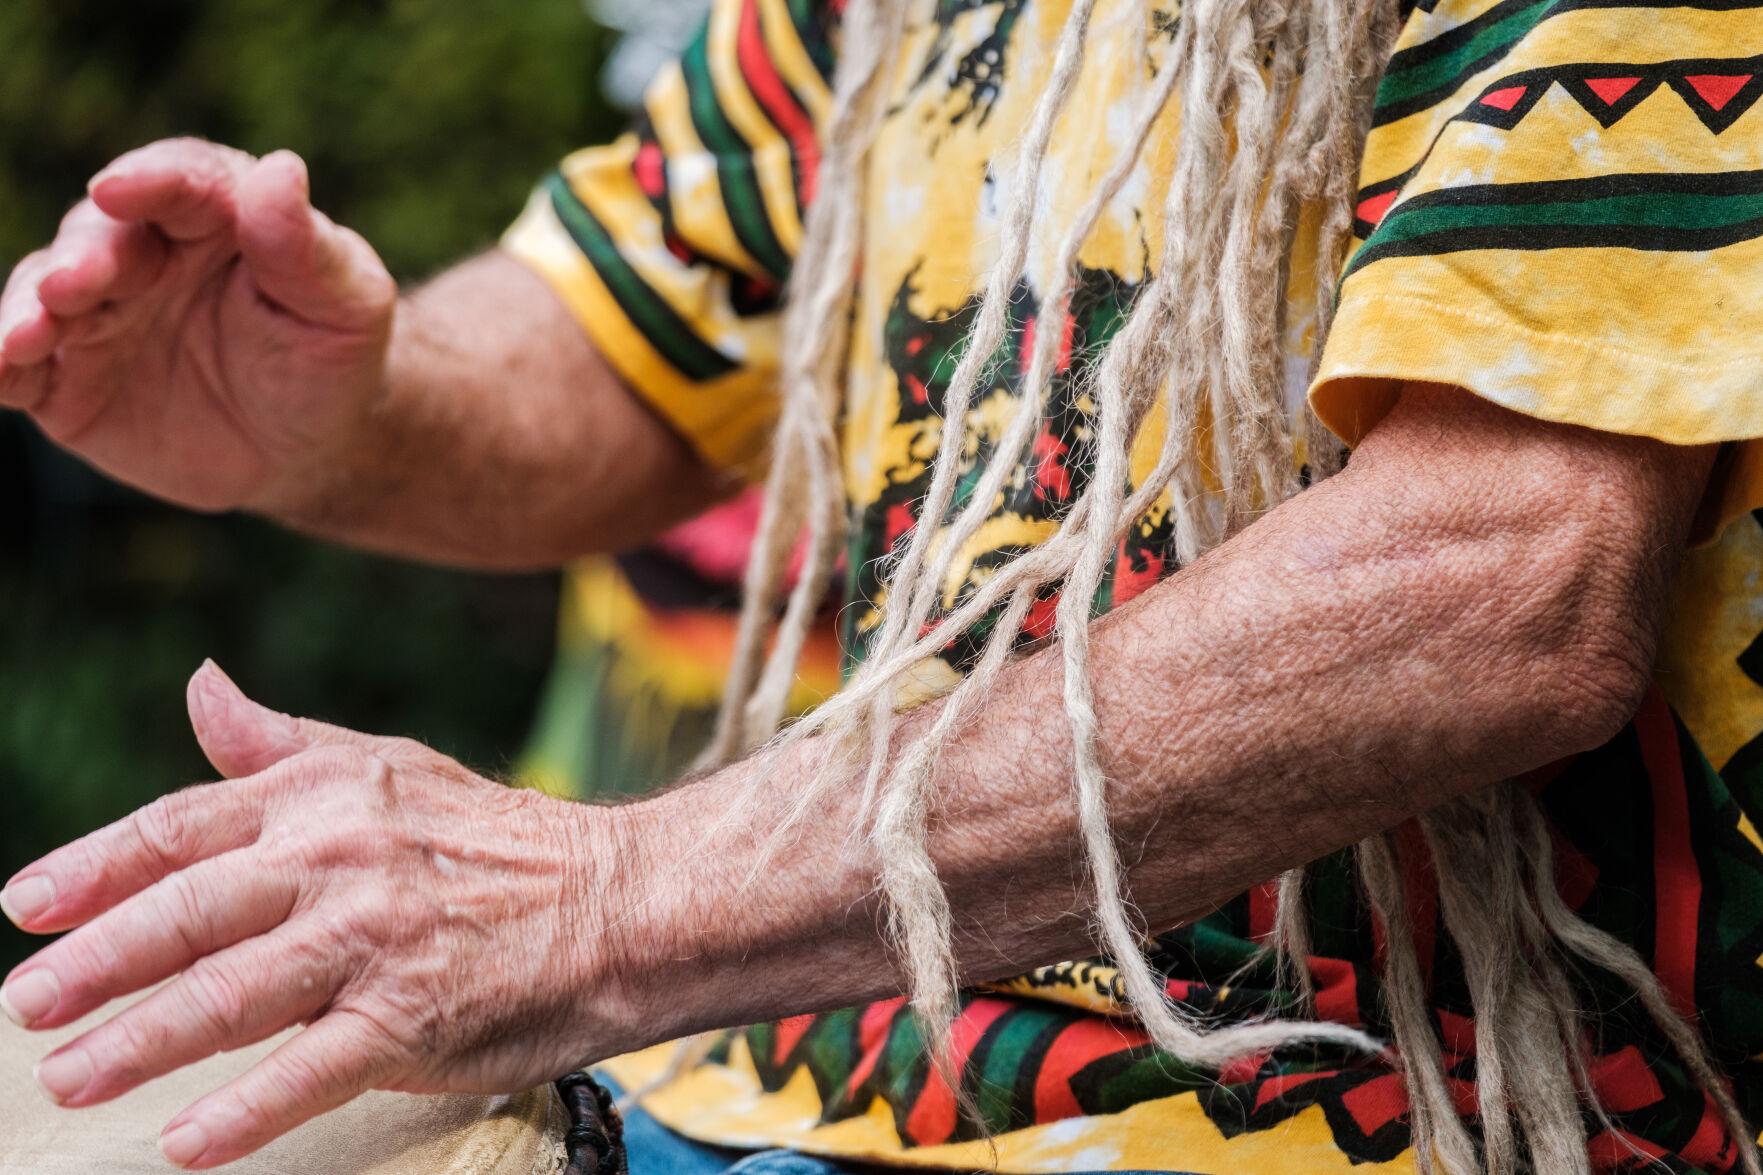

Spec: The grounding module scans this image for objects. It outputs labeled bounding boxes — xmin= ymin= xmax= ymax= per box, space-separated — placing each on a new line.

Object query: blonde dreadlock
xmin=699 ymin=0 xmax=1763 ymax=1170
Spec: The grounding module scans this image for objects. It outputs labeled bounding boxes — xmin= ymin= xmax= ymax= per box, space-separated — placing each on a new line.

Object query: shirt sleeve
xmin=1310 ymin=0 xmax=1763 ymax=537
xmin=502 ymin=0 xmax=835 ymax=478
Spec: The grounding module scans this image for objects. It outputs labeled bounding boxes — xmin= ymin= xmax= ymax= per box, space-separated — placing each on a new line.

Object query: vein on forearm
xmin=610 ymin=387 xmax=1709 ymax=1051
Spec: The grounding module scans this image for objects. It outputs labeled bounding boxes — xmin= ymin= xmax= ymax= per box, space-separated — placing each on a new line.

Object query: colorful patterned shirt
xmin=504 ymin=0 xmax=1763 ymax=1169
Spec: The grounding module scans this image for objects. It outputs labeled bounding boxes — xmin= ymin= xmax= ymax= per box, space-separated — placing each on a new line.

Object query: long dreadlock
xmin=696 ymin=0 xmax=1762 ymax=1169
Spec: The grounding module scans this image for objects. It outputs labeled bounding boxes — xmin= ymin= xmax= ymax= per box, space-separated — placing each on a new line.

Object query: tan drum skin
xmin=0 ymin=1000 xmax=569 ymax=1174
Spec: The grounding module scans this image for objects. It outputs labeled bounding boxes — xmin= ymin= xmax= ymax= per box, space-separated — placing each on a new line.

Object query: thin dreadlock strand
xmin=1213 ymin=0 xmax=1307 ymax=530
xmin=857 ymin=1 xmax=1186 ymax=1039
xmin=833 ymin=0 xmax=1113 ymax=846
xmin=1498 ymin=787 xmax=1635 ymax=1166
xmin=1298 ymin=0 xmax=1397 ymax=482
xmin=1508 ymin=839 xmax=1609 ymax=1175
xmin=1512 ymin=791 xmax=1763 ymax=1175
xmin=1420 ymin=786 xmax=1599 ymax=1175
xmin=701 ymin=407 xmax=812 ymax=766
xmin=709 ymin=0 xmax=912 ymax=764
xmin=907 ymin=0 xmax=1188 ymax=650
xmin=1419 ymin=797 xmax=1523 ymax=1174
xmin=1159 ymin=0 xmax=1244 ymax=563
xmin=1356 ymin=833 xmax=1482 ymax=1175
xmin=858 ymin=0 xmax=1106 ymax=690
xmin=744 ymin=0 xmax=910 ymax=742
xmin=1269 ymin=867 xmax=1315 ymax=1008
xmin=742 ymin=0 xmax=912 ymax=737
xmin=1037 ymin=0 xmax=1388 ymax=1065
xmin=1259 ymin=0 xmax=1399 ymax=1011
xmin=871 ymin=585 xmax=1042 ymax=1083
xmin=741 ymin=377 xmax=849 ymax=737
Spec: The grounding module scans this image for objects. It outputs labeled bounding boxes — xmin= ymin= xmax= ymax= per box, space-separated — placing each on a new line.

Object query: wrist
xmin=587 ymin=748 xmax=889 ymax=1054
xmin=242 ymin=304 xmax=402 ymax=524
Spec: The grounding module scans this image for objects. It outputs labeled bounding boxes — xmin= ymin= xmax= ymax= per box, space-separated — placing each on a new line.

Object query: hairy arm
xmin=611 ymin=384 xmax=1711 ymax=1035
xmin=275 ymin=251 xmax=730 ymax=567
xmin=0 ymin=386 xmax=1710 ymax=1167
xmin=0 ymin=140 xmax=727 ymax=569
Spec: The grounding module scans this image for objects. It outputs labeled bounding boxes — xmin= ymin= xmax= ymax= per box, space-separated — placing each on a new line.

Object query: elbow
xmin=1446 ymin=505 xmax=1666 ymax=768
xmin=1530 ymin=622 xmax=1655 ymax=757
xmin=1327 ymin=385 xmax=1707 ymax=779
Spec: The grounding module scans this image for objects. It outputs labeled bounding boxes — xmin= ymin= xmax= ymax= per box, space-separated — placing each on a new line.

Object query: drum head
xmin=0 ymin=999 xmax=568 ymax=1174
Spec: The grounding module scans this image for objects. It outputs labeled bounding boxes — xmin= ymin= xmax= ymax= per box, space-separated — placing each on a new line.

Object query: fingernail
xmin=0 ymin=874 xmax=55 ymax=925
xmin=34 ymin=1048 xmax=92 ymax=1103
xmin=89 ymin=165 xmax=132 ymax=192
xmin=160 ymin=1121 xmax=210 ymax=1167
xmin=0 ymin=969 xmax=60 ymax=1026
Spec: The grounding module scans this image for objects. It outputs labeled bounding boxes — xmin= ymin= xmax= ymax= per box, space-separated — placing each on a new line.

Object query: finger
xmin=1 ymin=778 xmax=268 ymax=936
xmin=0 ymin=355 xmax=52 ymax=413
xmin=189 ymin=659 xmax=385 ymax=780
xmin=235 ymin=151 xmax=396 ymax=329
xmin=31 ymin=925 xmax=342 ymax=1109
xmin=158 ymin=1010 xmax=401 ymax=1169
xmin=88 ymin=138 xmax=256 ymax=242
xmin=0 ymin=251 xmax=63 ymax=367
xmin=36 ymin=206 xmax=169 ymax=316
xmin=2 ymin=847 xmax=298 ymax=1032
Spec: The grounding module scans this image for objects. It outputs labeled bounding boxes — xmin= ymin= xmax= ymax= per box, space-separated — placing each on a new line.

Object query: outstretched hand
xmin=0 ymin=663 xmax=647 ymax=1169
xmin=0 ymin=139 xmax=396 ymax=513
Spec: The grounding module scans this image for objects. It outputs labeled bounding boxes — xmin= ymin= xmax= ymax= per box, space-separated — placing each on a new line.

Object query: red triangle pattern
xmin=1584 ymin=76 xmax=1641 ymax=105
xmin=1685 ymin=73 xmax=1754 ymax=111
xmin=1355 ymin=190 xmax=1398 ymax=227
xmin=1480 ymin=84 xmax=1528 ymax=112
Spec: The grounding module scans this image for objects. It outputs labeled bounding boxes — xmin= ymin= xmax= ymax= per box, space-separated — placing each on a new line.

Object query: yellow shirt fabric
xmin=505 ymin=0 xmax=1763 ymax=1168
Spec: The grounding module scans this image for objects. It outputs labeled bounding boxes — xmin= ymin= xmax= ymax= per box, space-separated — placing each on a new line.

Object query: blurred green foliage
xmin=0 ymin=0 xmax=624 ymax=968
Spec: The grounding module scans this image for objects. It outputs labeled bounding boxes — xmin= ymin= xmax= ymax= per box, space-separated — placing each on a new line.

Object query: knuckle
xmin=5 ymin=250 xmax=51 ymax=294
xmin=345 ymin=885 xmax=401 ymax=933
xmin=56 ymin=931 xmax=121 ymax=1004
xmin=99 ymin=1010 xmax=159 ymax=1085
xmin=132 ymin=795 xmax=194 ymax=872
xmin=180 ymin=957 xmax=253 ymax=1048
xmin=327 ymin=817 xmax=388 ymax=867
xmin=160 ymin=869 xmax=214 ymax=955
xmin=346 ymin=1000 xmax=423 ymax=1057
xmin=303 ymin=743 xmax=377 ymax=782
xmin=263 ymin=1046 xmax=339 ymax=1112
xmin=162 ymin=137 xmax=244 ymax=172
xmin=280 ymin=930 xmax=340 ymax=988
xmin=57 ymin=199 xmax=99 ymax=234
xmin=377 ymin=737 xmax=430 ymax=764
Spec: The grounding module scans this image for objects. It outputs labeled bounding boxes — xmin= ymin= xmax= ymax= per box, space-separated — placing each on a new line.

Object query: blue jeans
xmin=605 ymin=1075 xmax=1197 ymax=1175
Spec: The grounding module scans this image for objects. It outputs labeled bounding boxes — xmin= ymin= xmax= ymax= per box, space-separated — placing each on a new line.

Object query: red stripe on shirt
xmin=1635 ymin=687 xmax=1701 ymax=1021
xmin=736 ymin=0 xmax=820 ymax=206
xmin=904 ymin=997 xmax=1014 ymax=1145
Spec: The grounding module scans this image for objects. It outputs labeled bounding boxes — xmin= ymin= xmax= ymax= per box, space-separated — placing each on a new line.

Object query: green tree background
xmin=0 ymin=0 xmax=624 ymax=968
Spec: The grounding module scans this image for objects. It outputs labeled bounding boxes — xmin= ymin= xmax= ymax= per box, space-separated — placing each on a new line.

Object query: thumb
xmin=187 ymin=660 xmax=376 ymax=779
xmin=234 ymin=151 xmax=396 ymax=330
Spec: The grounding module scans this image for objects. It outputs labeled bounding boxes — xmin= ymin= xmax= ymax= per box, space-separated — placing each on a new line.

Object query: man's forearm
xmin=263 ymin=252 xmax=729 ymax=569
xmin=595 ymin=387 xmax=1711 ymax=1051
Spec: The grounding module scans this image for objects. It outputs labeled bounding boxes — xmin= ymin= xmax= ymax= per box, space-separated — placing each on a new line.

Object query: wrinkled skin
xmin=0 ymin=664 xmax=638 ymax=1170
xmin=0 ymin=139 xmax=395 ymax=514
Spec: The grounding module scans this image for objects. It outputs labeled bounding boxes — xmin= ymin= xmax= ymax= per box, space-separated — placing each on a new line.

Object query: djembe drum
xmin=0 ymin=999 xmax=624 ymax=1174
